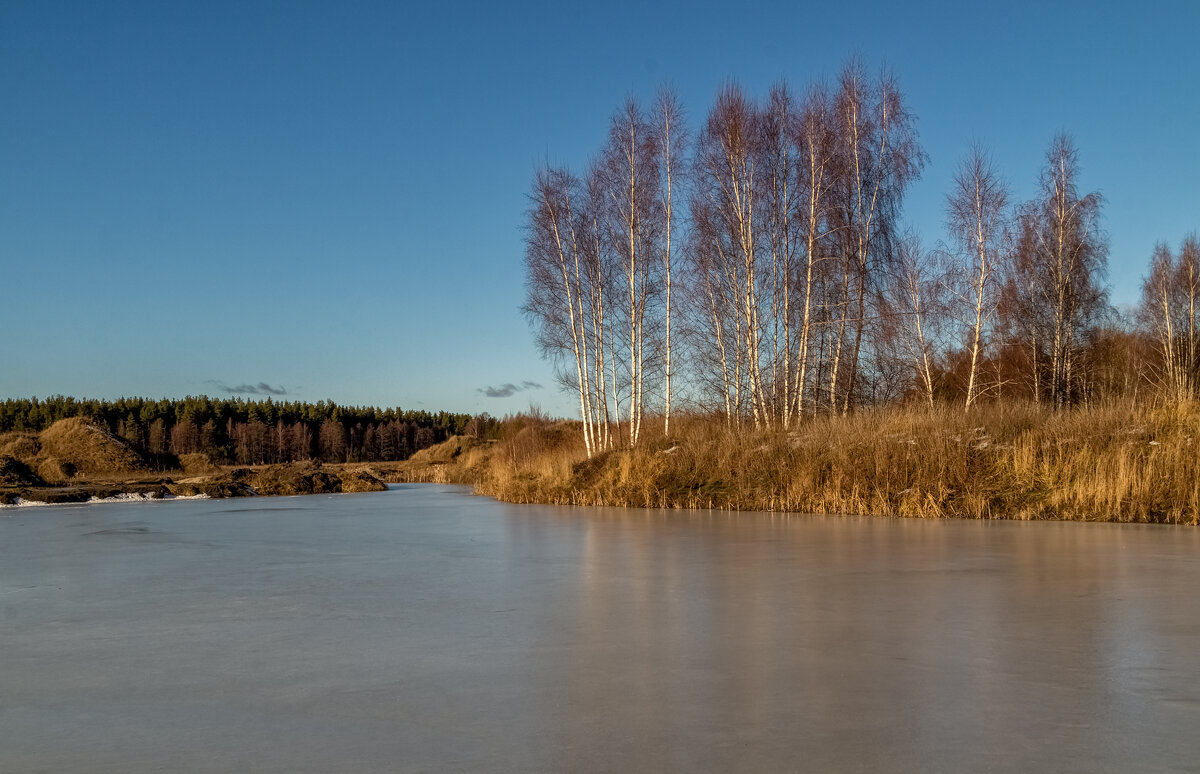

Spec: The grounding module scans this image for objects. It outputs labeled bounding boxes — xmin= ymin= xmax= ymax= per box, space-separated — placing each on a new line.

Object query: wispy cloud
xmin=206 ymin=380 xmax=288 ymax=396
xmin=477 ymin=380 xmax=543 ymax=399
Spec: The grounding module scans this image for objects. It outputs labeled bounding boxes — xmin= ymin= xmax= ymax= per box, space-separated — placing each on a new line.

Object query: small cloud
xmin=477 ymin=380 xmax=543 ymax=399
xmin=207 ymin=380 xmax=288 ymax=396
xmin=481 ymin=383 xmax=521 ymax=398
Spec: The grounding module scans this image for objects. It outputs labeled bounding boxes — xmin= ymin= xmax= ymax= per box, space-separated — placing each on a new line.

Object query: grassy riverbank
xmin=398 ymin=403 xmax=1200 ymax=524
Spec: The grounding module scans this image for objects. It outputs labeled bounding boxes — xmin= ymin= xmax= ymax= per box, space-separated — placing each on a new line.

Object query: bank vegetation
xmin=506 ymin=58 xmax=1200 ymax=524
xmin=523 ymin=59 xmax=1199 ymax=442
xmin=396 ymin=403 xmax=1199 ymax=524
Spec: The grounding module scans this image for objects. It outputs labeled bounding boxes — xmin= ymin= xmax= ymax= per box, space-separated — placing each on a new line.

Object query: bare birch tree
xmin=523 ymin=167 xmax=597 ymax=454
xmin=685 ymin=203 xmax=741 ymax=423
xmin=792 ymin=82 xmax=838 ymax=420
xmin=884 ymin=233 xmax=947 ymax=406
xmin=1009 ymin=134 xmax=1108 ymax=407
xmin=759 ymin=82 xmax=802 ymax=428
xmin=830 ymin=61 xmax=924 ymax=414
xmin=692 ymin=84 xmax=767 ymax=428
xmin=1139 ymin=235 xmax=1200 ymax=400
xmin=601 ymin=98 xmax=663 ymax=446
xmin=580 ymin=162 xmax=616 ymax=450
xmin=653 ymin=87 xmax=687 ymax=436
xmin=945 ymin=144 xmax=1010 ymax=409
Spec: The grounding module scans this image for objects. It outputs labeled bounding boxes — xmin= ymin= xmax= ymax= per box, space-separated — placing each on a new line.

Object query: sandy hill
xmin=405 ymin=435 xmax=477 ymax=465
xmin=31 ymin=417 xmax=152 ymax=481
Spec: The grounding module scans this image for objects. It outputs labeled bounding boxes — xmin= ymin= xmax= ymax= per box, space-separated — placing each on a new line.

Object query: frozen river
xmin=2 ymin=484 xmax=1199 ymax=772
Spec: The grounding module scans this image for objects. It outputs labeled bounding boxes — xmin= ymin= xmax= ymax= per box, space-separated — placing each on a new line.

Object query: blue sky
xmin=2 ymin=0 xmax=1198 ymax=416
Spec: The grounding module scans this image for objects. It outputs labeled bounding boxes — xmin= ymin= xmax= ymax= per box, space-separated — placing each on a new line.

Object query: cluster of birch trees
xmin=524 ymin=91 xmax=684 ymax=456
xmin=686 ymin=66 xmax=922 ymax=428
xmin=525 ymin=60 xmax=1193 ymax=452
xmin=1139 ymin=235 xmax=1200 ymax=401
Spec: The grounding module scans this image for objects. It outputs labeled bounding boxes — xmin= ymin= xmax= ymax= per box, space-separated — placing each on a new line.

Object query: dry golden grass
xmin=405 ymin=435 xmax=478 ymax=466
xmin=382 ymin=435 xmax=492 ymax=484
xmin=178 ymin=452 xmax=222 ymax=475
xmin=35 ymin=417 xmax=151 ymax=480
xmin=456 ymin=402 xmax=1200 ymax=524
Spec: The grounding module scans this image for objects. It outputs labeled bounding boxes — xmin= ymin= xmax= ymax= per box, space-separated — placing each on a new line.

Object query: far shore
xmin=0 ymin=460 xmax=405 ymax=507
xmin=7 ymin=401 xmax=1200 ymax=525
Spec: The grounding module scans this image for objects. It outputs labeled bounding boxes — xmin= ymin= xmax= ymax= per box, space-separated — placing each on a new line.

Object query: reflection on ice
xmin=1 ymin=485 xmax=1198 ymax=772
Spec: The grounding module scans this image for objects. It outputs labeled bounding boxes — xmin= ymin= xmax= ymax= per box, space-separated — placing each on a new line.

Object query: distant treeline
xmin=0 ymin=396 xmax=487 ymax=465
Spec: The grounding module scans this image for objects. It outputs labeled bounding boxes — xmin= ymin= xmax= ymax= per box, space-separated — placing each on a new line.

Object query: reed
xmin=445 ymin=402 xmax=1200 ymax=524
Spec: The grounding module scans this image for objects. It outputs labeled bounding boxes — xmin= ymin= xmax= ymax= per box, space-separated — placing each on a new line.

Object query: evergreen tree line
xmin=0 ymin=395 xmax=478 ymax=465
xmin=525 ymin=58 xmax=1196 ymax=456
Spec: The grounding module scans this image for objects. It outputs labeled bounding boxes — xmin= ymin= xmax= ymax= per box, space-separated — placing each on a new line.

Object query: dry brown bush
xmin=178 ymin=452 xmax=222 ymax=475
xmin=0 ymin=432 xmax=41 ymax=463
xmin=0 ymin=455 xmax=46 ymax=487
xmin=338 ymin=467 xmax=389 ymax=493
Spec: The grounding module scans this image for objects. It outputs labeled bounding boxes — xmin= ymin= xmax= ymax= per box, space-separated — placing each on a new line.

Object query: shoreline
xmin=0 ymin=460 xmax=395 ymax=507
xmin=387 ymin=403 xmax=1200 ymax=525
xmin=8 ymin=400 xmax=1200 ymax=525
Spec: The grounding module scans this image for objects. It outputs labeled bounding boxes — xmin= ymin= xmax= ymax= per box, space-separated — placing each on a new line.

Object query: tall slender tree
xmin=1007 ymin=134 xmax=1108 ymax=407
xmin=829 ymin=61 xmax=925 ymax=414
xmin=653 ymin=87 xmax=687 ymax=436
xmin=1139 ymin=235 xmax=1200 ymax=399
xmin=691 ymin=84 xmax=765 ymax=427
xmin=792 ymin=82 xmax=838 ymax=420
xmin=884 ymin=233 xmax=947 ymax=406
xmin=946 ymin=144 xmax=1010 ymax=409
xmin=524 ymin=166 xmax=597 ymax=455
xmin=601 ymin=98 xmax=664 ymax=447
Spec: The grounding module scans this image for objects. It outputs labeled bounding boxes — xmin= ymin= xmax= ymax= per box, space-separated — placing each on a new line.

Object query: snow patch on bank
xmin=86 ymin=492 xmax=212 ymax=505
xmin=0 ymin=497 xmax=57 ymax=508
xmin=1 ymin=492 xmax=212 ymax=509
